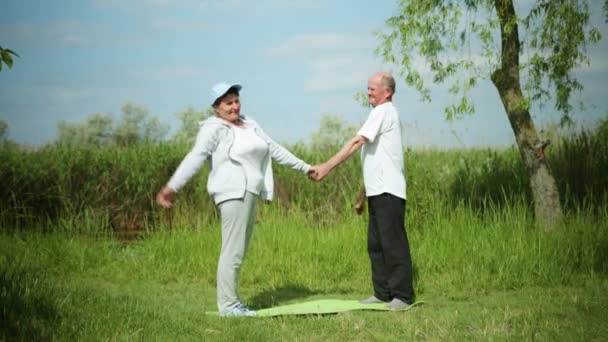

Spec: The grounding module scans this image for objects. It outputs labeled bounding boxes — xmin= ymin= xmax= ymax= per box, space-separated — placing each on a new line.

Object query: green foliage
xmin=0 ymin=258 xmax=59 ymax=340
xmin=309 ymin=114 xmax=359 ymax=151
xmin=56 ymin=103 xmax=170 ymax=147
xmin=1 ymin=119 xmax=607 ymax=232
xmin=0 ymin=207 xmax=607 ymax=339
xmin=172 ymin=107 xmax=213 ymax=145
xmin=0 ymin=46 xmax=19 ymax=71
xmin=421 ymin=120 xmax=608 ymax=215
xmin=378 ymin=0 xmax=602 ymax=121
xmin=353 ymin=91 xmax=369 ymax=107
xmin=57 ymin=113 xmax=113 ymax=147
xmin=444 ymin=148 xmax=529 ymax=210
xmin=114 ymin=103 xmax=169 ymax=146
xmin=523 ymin=0 xmax=602 ymax=117
xmin=1 ymin=116 xmax=607 ymax=339
xmin=377 ymin=0 xmax=491 ymax=119
xmin=0 ymin=120 xmax=7 ymax=142
xmin=0 ymin=143 xmax=196 ymax=231
xmin=548 ymin=117 xmax=608 ymax=209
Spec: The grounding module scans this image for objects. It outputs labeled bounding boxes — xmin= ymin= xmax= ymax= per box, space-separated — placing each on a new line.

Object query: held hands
xmin=156 ymin=186 xmax=175 ymax=208
xmin=307 ymin=163 xmax=331 ymax=181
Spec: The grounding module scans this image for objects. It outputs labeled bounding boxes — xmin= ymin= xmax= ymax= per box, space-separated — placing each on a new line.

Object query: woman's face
xmin=214 ymin=93 xmax=241 ymax=123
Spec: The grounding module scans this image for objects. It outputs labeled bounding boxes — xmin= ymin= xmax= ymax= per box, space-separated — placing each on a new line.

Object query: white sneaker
xmin=385 ymin=298 xmax=410 ymax=311
xmin=359 ymin=295 xmax=387 ymax=304
xmin=220 ymin=303 xmax=257 ymax=317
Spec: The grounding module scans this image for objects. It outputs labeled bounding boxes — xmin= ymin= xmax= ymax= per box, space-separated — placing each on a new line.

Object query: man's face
xmin=367 ymin=75 xmax=390 ymax=108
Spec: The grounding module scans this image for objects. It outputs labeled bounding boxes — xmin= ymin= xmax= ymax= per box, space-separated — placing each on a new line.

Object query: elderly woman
xmin=156 ymin=82 xmax=312 ymax=317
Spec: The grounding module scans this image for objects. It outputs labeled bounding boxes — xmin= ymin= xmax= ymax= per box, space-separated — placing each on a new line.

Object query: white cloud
xmin=266 ymin=32 xmax=376 ymax=57
xmin=264 ymin=30 xmax=434 ymax=93
xmin=267 ymin=31 xmax=499 ymax=94
xmin=95 ymin=0 xmax=323 ymax=15
xmin=46 ymin=86 xmax=99 ymax=105
xmin=199 ymin=0 xmax=323 ymax=10
xmin=266 ymin=32 xmax=385 ymax=92
xmin=316 ymin=94 xmax=367 ymax=118
xmin=148 ymin=17 xmax=209 ymax=33
xmin=0 ymin=20 xmax=157 ymax=49
xmin=94 ymin=0 xmax=196 ymax=10
xmin=304 ymin=53 xmax=383 ymax=92
xmin=0 ymin=21 xmax=108 ymax=48
xmin=127 ymin=65 xmax=209 ymax=81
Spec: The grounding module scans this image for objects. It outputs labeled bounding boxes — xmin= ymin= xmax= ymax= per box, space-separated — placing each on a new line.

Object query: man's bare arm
xmin=312 ymin=135 xmax=368 ymax=180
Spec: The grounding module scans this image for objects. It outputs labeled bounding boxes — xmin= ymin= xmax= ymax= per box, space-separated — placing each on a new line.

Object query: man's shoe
xmin=220 ymin=303 xmax=257 ymax=317
xmin=359 ymin=295 xmax=387 ymax=304
xmin=385 ymin=298 xmax=410 ymax=311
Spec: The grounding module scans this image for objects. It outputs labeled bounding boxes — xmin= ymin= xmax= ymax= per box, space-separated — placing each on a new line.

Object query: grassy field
xmin=2 ymin=204 xmax=607 ymax=341
xmin=1 ymin=123 xmax=607 ymax=340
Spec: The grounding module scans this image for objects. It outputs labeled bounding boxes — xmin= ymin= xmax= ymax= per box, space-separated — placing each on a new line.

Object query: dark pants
xmin=367 ymin=193 xmax=414 ymax=304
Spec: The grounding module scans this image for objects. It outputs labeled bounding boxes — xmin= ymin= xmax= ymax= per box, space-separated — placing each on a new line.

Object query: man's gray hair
xmin=380 ymin=72 xmax=396 ymax=95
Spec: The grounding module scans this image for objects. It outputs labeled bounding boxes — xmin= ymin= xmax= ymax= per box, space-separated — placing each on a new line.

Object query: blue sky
xmin=1 ymin=0 xmax=607 ymax=148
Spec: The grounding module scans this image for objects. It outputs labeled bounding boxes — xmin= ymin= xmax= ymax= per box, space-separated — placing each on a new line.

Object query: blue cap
xmin=210 ymin=82 xmax=242 ymax=106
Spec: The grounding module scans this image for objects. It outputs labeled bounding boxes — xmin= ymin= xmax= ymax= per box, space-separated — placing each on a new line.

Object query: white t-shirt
xmin=231 ymin=125 xmax=269 ymax=195
xmin=357 ymin=102 xmax=406 ymax=200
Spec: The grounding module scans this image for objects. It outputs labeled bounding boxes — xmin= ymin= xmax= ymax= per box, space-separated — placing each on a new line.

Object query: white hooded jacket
xmin=167 ymin=115 xmax=310 ymax=204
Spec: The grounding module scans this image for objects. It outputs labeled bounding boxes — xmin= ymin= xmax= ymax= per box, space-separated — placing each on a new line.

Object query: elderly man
xmin=310 ymin=72 xmax=414 ymax=310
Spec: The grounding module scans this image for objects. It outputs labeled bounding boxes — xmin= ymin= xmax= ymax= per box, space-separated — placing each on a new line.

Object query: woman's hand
xmin=307 ymin=166 xmax=319 ymax=180
xmin=308 ymin=163 xmax=331 ymax=181
xmin=156 ymin=186 xmax=175 ymax=208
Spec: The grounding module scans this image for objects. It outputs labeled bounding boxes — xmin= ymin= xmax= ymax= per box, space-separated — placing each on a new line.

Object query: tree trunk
xmin=492 ymin=0 xmax=563 ymax=231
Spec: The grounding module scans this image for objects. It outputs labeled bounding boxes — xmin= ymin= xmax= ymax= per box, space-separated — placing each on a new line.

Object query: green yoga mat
xmin=208 ymin=299 xmax=423 ymax=317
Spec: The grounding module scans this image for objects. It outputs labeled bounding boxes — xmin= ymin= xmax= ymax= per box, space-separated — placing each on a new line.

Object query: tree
xmin=57 ymin=113 xmax=114 ymax=146
xmin=0 ymin=46 xmax=18 ymax=71
xmin=377 ymin=0 xmax=602 ymax=230
xmin=86 ymin=113 xmax=114 ymax=145
xmin=172 ymin=107 xmax=213 ymax=145
xmin=113 ymin=103 xmax=169 ymax=146
xmin=310 ymin=114 xmax=359 ymax=151
xmin=56 ymin=104 xmax=169 ymax=146
xmin=57 ymin=121 xmax=86 ymax=146
xmin=0 ymin=119 xmax=8 ymax=142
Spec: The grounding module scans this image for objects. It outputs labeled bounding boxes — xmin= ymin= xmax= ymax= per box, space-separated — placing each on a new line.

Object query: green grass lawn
xmin=2 ymin=118 xmax=608 ymax=340
xmin=2 ymin=209 xmax=607 ymax=341
xmin=9 ymin=277 xmax=608 ymax=341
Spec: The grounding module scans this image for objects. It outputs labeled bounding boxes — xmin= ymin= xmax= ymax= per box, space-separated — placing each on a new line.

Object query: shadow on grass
xmin=0 ymin=266 xmax=60 ymax=340
xmin=249 ymin=284 xmax=356 ymax=309
xmin=249 ymin=284 xmax=319 ymax=309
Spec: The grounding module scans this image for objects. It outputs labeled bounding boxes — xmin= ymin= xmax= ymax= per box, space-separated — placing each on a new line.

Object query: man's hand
xmin=309 ymin=163 xmax=331 ymax=181
xmin=354 ymin=189 xmax=366 ymax=215
xmin=354 ymin=199 xmax=365 ymax=215
xmin=156 ymin=186 xmax=175 ymax=208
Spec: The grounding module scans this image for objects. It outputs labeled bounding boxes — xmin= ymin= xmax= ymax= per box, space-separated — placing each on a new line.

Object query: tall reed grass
xmin=0 ymin=120 xmax=606 ymax=234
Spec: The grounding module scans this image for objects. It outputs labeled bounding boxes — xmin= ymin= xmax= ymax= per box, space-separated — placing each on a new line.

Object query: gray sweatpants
xmin=216 ymin=191 xmax=258 ymax=313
